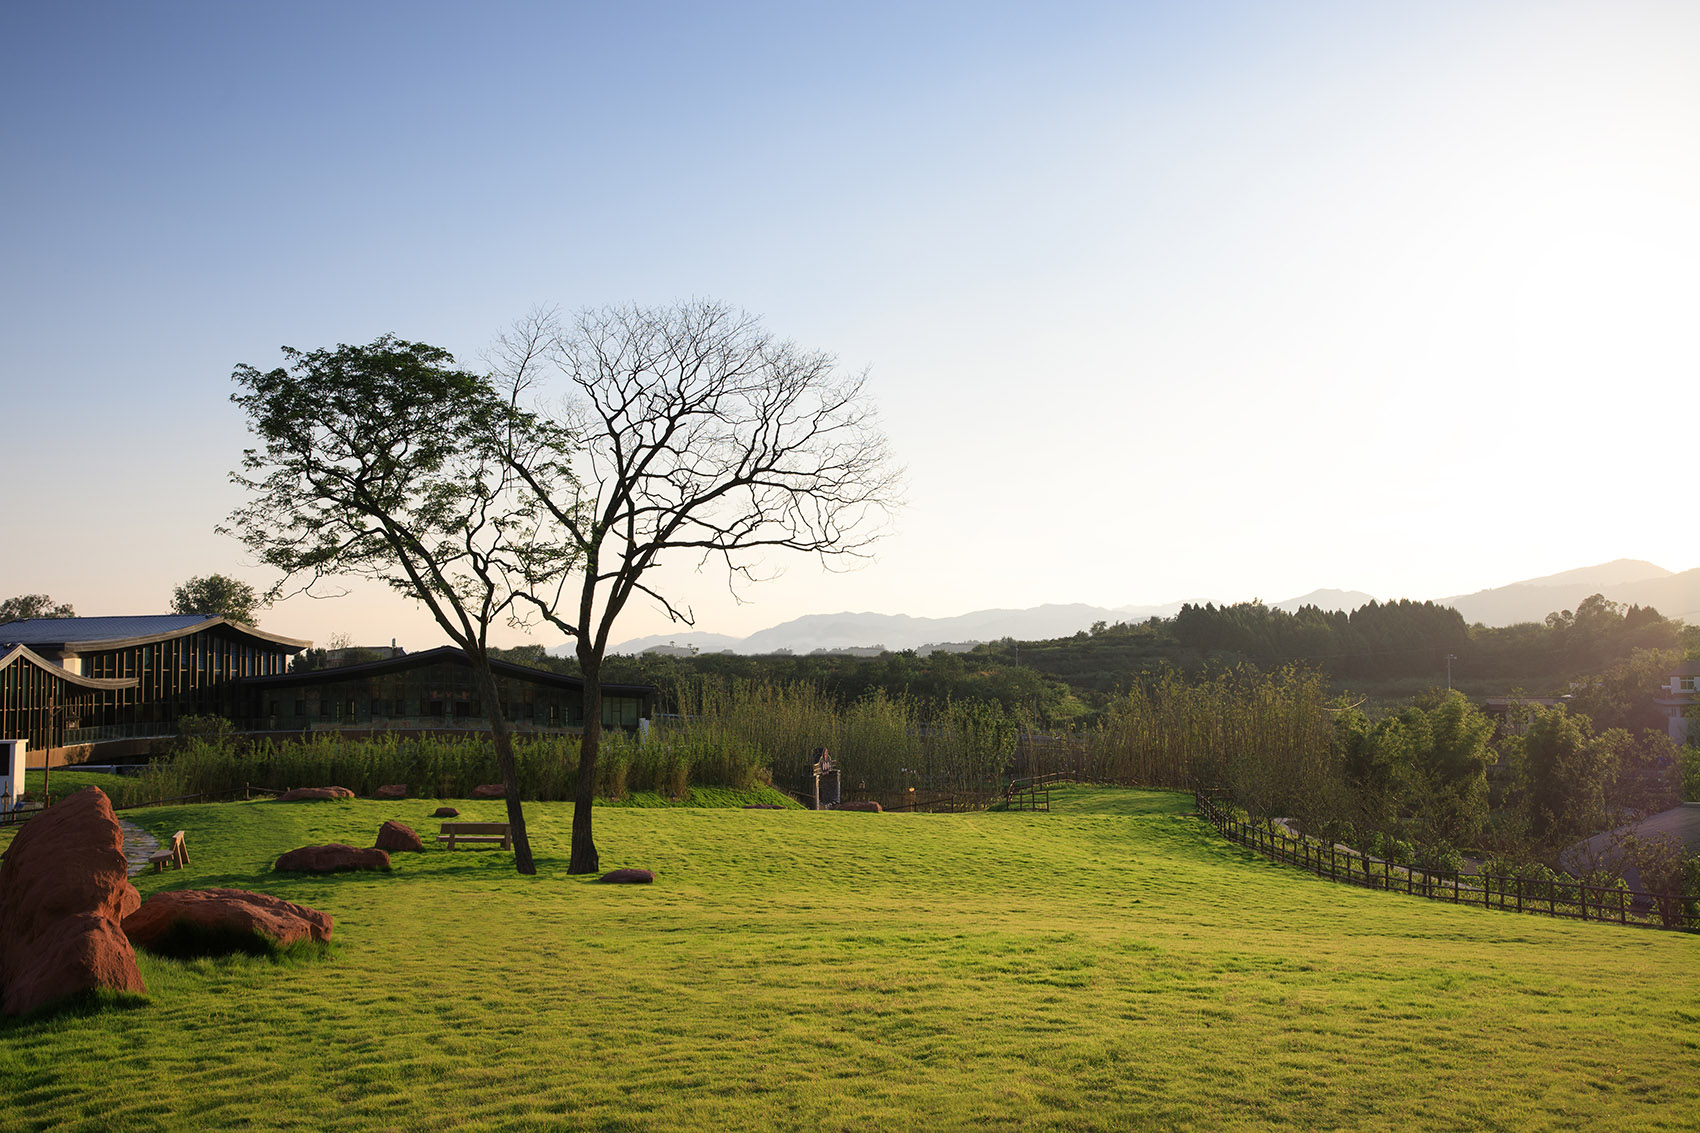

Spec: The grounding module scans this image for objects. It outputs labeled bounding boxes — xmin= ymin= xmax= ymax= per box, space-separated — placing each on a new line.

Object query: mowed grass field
xmin=2 ymin=784 xmax=1696 ymax=1131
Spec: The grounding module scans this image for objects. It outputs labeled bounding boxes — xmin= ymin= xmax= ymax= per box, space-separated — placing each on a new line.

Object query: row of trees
xmin=1190 ymin=675 xmax=1691 ymax=874
xmin=224 ymin=303 xmax=899 ymax=875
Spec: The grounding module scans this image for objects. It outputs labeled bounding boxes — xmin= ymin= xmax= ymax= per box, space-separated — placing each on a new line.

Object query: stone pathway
xmin=119 ymin=819 xmax=159 ymax=877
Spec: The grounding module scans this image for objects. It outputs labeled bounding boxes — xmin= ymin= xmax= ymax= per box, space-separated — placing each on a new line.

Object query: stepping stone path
xmin=119 ymin=820 xmax=159 ymax=878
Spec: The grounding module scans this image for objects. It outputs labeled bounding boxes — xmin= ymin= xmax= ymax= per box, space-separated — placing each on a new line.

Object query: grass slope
xmin=0 ymin=786 xmax=1695 ymax=1131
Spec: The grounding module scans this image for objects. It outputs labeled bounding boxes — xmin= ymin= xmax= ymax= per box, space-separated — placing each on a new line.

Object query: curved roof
xmin=239 ymin=645 xmax=655 ymax=697
xmin=0 ymin=644 xmax=139 ymax=691
xmin=0 ymin=615 xmax=310 ymax=653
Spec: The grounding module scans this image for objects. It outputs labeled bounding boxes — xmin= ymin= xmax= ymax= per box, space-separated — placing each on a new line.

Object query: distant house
xmin=236 ymin=645 xmax=655 ymax=735
xmin=1482 ymin=694 xmax=1572 ymax=733
xmin=1656 ymin=660 xmax=1700 ymax=745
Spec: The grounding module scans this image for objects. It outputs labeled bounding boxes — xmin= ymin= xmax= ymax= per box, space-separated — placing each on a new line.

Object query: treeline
xmin=492 ymin=643 xmax=1093 ymax=728
xmin=1200 ymin=678 xmax=1693 ymax=878
xmin=494 ymin=592 xmax=1692 ymax=729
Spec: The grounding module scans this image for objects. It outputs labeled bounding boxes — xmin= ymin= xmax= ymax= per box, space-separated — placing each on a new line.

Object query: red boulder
xmin=276 ymin=787 xmax=356 ymax=803
xmin=371 ymin=784 xmax=407 ymax=800
xmin=123 ymin=888 xmax=333 ymax=954
xmin=274 ymin=844 xmax=391 ymax=873
xmin=432 ymin=806 xmax=459 ymax=818
xmin=0 ymin=787 xmax=147 ymax=1016
xmin=374 ymin=821 xmax=424 ymax=853
xmin=470 ymin=784 xmax=506 ymax=799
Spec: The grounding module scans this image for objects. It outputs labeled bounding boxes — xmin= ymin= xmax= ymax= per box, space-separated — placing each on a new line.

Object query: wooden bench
xmin=436 ymin=822 xmax=513 ymax=850
xmin=149 ymin=830 xmax=189 ymax=873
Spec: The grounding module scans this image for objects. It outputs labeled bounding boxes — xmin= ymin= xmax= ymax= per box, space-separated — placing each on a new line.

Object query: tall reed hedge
xmin=668 ymin=678 xmax=1016 ymax=795
xmin=130 ymin=726 xmax=770 ymax=803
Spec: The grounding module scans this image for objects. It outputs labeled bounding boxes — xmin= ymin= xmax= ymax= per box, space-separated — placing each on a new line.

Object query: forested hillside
xmin=496 ymin=592 xmax=1696 ymax=733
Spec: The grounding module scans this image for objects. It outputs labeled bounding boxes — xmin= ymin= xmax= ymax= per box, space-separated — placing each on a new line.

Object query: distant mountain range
xmin=583 ymin=559 xmax=1698 ymax=657
xmin=1436 ymin=560 xmax=1699 ymax=627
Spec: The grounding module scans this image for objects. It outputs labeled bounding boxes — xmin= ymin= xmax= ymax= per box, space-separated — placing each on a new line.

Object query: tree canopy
xmin=171 ymin=574 xmax=262 ymax=624
xmin=495 ymin=301 xmax=901 ymax=872
xmin=0 ymin=595 xmax=74 ymax=622
xmin=226 ymin=334 xmax=580 ymax=875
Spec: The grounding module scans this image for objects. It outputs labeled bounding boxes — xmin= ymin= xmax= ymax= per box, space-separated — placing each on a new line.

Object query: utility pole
xmin=1446 ymin=653 xmax=1457 ymax=691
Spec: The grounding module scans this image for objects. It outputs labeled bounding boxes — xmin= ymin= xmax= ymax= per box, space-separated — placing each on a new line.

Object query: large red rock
xmin=274 ymin=844 xmax=391 ymax=873
xmin=123 ymin=888 xmax=333 ymax=954
xmin=374 ymin=821 xmax=424 ymax=853
xmin=470 ymin=784 xmax=506 ymax=799
xmin=276 ymin=787 xmax=356 ymax=802
xmin=371 ymin=784 xmax=407 ymax=800
xmin=0 ymin=787 xmax=147 ymax=1016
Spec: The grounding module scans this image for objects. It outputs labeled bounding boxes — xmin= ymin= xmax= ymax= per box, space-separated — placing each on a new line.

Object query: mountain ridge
xmin=579 ymin=560 xmax=1697 ymax=657
xmin=584 ymin=560 xmax=1695 ymax=656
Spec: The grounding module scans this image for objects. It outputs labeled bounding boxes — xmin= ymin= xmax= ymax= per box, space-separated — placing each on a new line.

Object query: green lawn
xmin=1 ymin=785 xmax=1695 ymax=1131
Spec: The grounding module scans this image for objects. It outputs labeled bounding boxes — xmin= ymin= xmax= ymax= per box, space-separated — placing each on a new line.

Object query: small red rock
xmin=274 ymin=844 xmax=391 ymax=873
xmin=599 ymin=868 xmax=654 ymax=884
xmin=123 ymin=888 xmax=333 ymax=952
xmin=432 ymin=806 xmax=460 ymax=818
xmin=374 ymin=821 xmax=425 ymax=853
xmin=371 ymin=784 xmax=407 ymax=800
xmin=276 ymin=787 xmax=356 ymax=803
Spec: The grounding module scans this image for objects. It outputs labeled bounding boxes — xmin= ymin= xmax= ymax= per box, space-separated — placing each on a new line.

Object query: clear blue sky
xmin=4 ymin=1 xmax=1695 ymax=648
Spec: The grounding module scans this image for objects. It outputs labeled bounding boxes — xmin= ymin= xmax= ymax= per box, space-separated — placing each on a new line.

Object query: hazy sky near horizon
xmin=3 ymin=1 xmax=1695 ymax=650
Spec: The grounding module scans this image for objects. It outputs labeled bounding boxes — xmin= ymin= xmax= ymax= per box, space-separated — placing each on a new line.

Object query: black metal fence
xmin=1195 ymin=788 xmax=1697 ymax=933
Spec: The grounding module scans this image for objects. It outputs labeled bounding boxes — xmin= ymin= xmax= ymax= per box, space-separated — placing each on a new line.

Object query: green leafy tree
xmin=0 ymin=594 xmax=75 ymax=622
xmin=226 ymin=335 xmax=580 ymax=876
xmin=1520 ymin=705 xmax=1624 ymax=843
xmin=1384 ymin=692 xmax=1495 ymax=850
xmin=171 ymin=574 xmax=262 ymax=624
xmin=495 ymin=302 xmax=900 ymax=873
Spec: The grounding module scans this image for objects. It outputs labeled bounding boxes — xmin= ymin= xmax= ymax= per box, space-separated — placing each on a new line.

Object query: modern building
xmin=0 ymin=615 xmax=654 ymax=767
xmin=0 ymin=643 xmax=139 ymax=754
xmin=0 ymin=615 xmax=306 ymax=760
xmin=1656 ymin=660 xmax=1700 ymax=745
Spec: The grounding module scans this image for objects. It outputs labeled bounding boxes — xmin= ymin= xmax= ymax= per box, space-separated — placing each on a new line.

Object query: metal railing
xmin=1195 ymin=788 xmax=1697 ymax=933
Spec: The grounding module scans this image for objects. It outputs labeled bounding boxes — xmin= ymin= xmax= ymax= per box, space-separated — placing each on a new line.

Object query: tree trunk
xmin=568 ymin=648 xmax=602 ymax=874
xmin=470 ymin=657 xmax=536 ymax=875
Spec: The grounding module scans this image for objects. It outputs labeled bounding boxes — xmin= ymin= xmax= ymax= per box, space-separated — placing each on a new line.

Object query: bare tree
xmin=225 ymin=336 xmax=579 ymax=875
xmin=498 ymin=301 xmax=901 ymax=873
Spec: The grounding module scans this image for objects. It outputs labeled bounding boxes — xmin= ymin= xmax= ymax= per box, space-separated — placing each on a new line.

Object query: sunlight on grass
xmin=1 ymin=790 xmax=1694 ymax=1131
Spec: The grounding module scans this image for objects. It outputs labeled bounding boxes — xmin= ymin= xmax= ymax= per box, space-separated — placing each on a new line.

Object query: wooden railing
xmin=1194 ymin=788 xmax=1697 ymax=933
